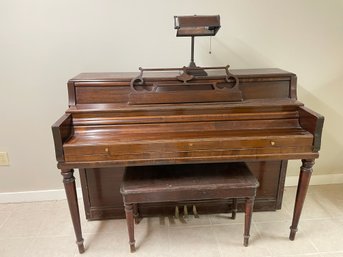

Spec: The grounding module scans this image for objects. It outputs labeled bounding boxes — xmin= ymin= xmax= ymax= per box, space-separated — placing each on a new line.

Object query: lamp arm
xmin=190 ymin=36 xmax=195 ymax=66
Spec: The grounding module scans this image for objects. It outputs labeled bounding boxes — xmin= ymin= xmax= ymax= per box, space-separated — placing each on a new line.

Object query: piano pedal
xmin=183 ymin=205 xmax=188 ymax=218
xmin=175 ymin=206 xmax=180 ymax=219
xmin=175 ymin=205 xmax=199 ymax=219
xmin=192 ymin=205 xmax=199 ymax=218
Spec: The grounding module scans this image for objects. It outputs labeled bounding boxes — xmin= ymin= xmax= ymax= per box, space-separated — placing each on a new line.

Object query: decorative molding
xmin=1 ymin=174 xmax=343 ymax=203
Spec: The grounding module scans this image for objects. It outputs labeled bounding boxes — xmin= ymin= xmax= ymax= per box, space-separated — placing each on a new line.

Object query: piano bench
xmin=120 ymin=162 xmax=259 ymax=252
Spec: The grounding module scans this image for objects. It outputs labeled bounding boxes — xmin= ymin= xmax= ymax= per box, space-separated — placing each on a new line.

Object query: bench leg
xmin=124 ymin=203 xmax=136 ymax=252
xmin=244 ymin=197 xmax=254 ymax=247
xmin=231 ymin=198 xmax=238 ymax=219
xmin=133 ymin=204 xmax=141 ymax=224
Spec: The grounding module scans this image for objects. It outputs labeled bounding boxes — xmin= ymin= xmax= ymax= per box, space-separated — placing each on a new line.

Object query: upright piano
xmin=52 ymin=67 xmax=324 ymax=253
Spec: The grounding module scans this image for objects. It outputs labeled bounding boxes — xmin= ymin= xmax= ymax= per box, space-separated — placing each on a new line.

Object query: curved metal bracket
xmin=224 ymin=65 xmax=239 ymax=88
xmin=130 ymin=67 xmax=144 ymax=92
xmin=176 ymin=67 xmax=194 ymax=83
xmin=130 ymin=65 xmax=239 ymax=93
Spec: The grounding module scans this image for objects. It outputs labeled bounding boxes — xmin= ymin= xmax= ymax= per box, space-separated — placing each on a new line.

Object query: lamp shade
xmin=174 ymin=15 xmax=221 ymax=37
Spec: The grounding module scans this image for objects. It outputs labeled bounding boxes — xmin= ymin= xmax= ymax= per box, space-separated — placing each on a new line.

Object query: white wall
xmin=0 ymin=0 xmax=342 ymax=193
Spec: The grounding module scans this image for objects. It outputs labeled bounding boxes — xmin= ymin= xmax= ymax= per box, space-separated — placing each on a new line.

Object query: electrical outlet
xmin=0 ymin=152 xmax=9 ymax=166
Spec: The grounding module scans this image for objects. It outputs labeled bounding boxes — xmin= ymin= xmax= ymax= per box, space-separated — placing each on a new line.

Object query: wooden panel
xmin=129 ymin=90 xmax=242 ymax=104
xmin=79 ymin=166 xmax=126 ymax=219
xmin=67 ymin=70 xmax=296 ymax=107
xmin=79 ymin=161 xmax=287 ymax=220
xmin=71 ymin=80 xmax=292 ymax=105
xmin=240 ymin=80 xmax=291 ymax=99
xmin=75 ymin=86 xmax=129 ymax=104
xmin=70 ymin=107 xmax=301 ymax=126
xmin=73 ymin=118 xmax=301 ymax=133
xmin=64 ymin=129 xmax=313 ymax=162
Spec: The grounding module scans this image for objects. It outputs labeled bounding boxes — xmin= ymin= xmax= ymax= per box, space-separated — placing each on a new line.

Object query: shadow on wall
xmin=197 ymin=36 xmax=275 ymax=68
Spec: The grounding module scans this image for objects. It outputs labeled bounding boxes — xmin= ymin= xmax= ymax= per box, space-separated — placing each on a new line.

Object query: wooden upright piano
xmin=52 ymin=67 xmax=324 ymax=253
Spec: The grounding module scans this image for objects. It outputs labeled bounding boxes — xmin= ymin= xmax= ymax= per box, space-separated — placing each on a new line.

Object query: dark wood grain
xmin=121 ymin=162 xmax=258 ymax=251
xmin=289 ymin=159 xmax=315 ymax=240
xmin=299 ymin=106 xmax=325 ymax=151
xmin=61 ymin=169 xmax=84 ymax=253
xmin=78 ymin=161 xmax=287 ymax=220
xmin=51 ymin=114 xmax=73 ymax=162
xmin=51 ymin=69 xmax=324 ymax=252
xmin=244 ymin=197 xmax=255 ymax=246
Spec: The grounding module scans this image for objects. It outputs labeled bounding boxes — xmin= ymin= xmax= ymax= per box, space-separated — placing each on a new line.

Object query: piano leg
xmin=61 ymin=169 xmax=85 ymax=253
xmin=244 ymin=197 xmax=254 ymax=247
xmin=289 ymin=159 xmax=315 ymax=240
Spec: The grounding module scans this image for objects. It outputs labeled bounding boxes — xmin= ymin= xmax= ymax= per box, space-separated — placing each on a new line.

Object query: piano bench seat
xmin=120 ymin=162 xmax=259 ymax=252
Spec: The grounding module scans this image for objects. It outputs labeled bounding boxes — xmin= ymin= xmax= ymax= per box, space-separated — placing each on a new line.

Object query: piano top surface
xmin=70 ymin=68 xmax=294 ymax=82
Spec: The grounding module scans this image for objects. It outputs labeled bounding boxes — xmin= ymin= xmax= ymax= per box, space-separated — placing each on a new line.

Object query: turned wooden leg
xmin=231 ymin=198 xmax=238 ymax=220
xmin=289 ymin=159 xmax=315 ymax=240
xmin=244 ymin=197 xmax=254 ymax=247
xmin=133 ymin=204 xmax=140 ymax=224
xmin=124 ymin=203 xmax=136 ymax=252
xmin=61 ymin=169 xmax=85 ymax=253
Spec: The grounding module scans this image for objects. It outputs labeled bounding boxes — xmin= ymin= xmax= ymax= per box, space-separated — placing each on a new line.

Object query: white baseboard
xmin=0 ymin=188 xmax=83 ymax=203
xmin=285 ymin=173 xmax=343 ymax=187
xmin=1 ymin=174 xmax=343 ymax=204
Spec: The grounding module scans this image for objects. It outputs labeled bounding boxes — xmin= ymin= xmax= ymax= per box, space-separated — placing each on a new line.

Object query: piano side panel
xmin=298 ymin=106 xmax=325 ymax=151
xmin=51 ymin=113 xmax=73 ymax=162
xmin=79 ymin=161 xmax=287 ymax=220
xmin=79 ymin=167 xmax=126 ymax=219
